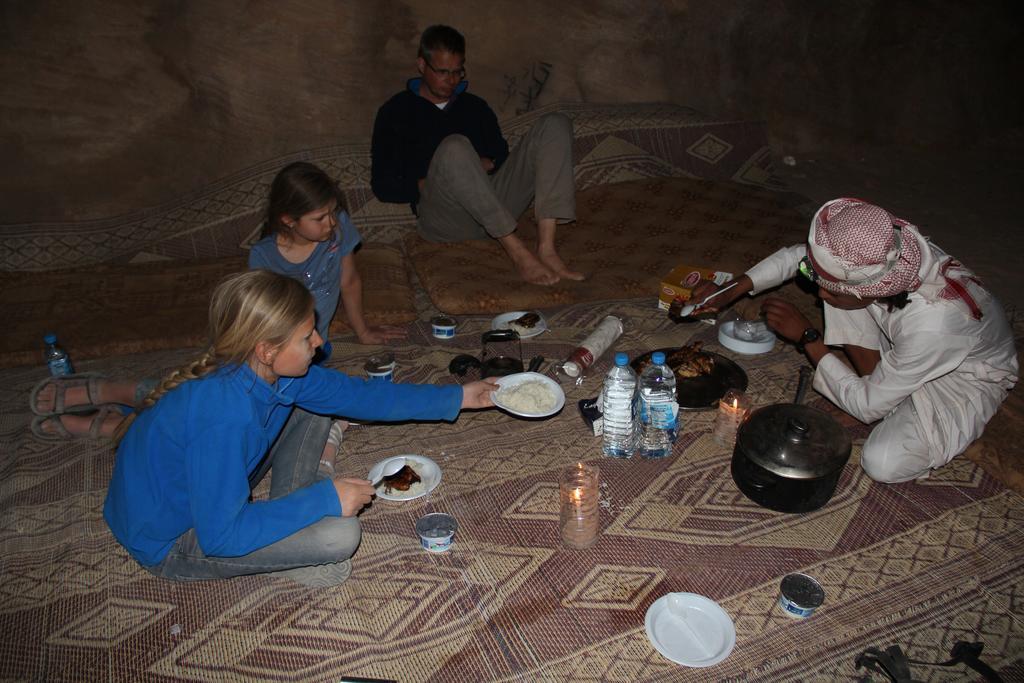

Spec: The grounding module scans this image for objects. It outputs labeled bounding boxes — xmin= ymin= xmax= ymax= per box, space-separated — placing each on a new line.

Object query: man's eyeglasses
xmin=424 ymin=59 xmax=466 ymax=80
xmin=798 ymin=256 xmax=820 ymax=284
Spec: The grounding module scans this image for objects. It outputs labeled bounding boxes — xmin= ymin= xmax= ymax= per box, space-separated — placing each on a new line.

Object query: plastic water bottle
xmin=43 ymin=333 xmax=74 ymax=376
xmin=638 ymin=351 xmax=678 ymax=458
xmin=602 ymin=352 xmax=637 ymax=458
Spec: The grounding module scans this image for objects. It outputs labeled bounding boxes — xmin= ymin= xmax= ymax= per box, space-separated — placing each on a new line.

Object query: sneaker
xmin=273 ymin=559 xmax=352 ymax=588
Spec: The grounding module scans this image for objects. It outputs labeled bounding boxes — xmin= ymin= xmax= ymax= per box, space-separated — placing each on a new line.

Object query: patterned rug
xmin=2 ymin=298 xmax=1022 ymax=681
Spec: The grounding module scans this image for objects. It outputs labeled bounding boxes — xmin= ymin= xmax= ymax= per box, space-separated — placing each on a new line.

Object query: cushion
xmin=406 ymin=176 xmax=808 ymax=315
xmin=328 ymin=243 xmax=417 ymax=335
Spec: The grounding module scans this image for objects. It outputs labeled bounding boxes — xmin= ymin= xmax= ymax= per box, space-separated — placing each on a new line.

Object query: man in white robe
xmin=694 ymin=198 xmax=1018 ymax=482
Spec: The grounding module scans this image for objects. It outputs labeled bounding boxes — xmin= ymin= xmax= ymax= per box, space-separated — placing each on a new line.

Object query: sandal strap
xmin=31 ymin=372 xmax=104 ymax=416
xmin=33 ymin=414 xmax=74 ymax=441
xmin=90 ymin=405 xmax=118 ymax=439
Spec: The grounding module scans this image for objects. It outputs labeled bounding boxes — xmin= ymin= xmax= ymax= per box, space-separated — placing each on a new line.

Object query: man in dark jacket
xmin=371 ymin=24 xmax=582 ymax=285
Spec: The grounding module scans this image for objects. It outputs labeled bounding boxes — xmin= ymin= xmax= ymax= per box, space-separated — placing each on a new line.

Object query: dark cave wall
xmin=1 ymin=0 xmax=1020 ymax=223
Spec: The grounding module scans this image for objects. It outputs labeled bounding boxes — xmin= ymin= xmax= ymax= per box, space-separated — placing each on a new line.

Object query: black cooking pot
xmin=731 ymin=402 xmax=852 ymax=513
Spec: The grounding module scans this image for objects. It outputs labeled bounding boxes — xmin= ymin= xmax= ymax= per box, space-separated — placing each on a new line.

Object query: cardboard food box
xmin=657 ymin=264 xmax=734 ymax=310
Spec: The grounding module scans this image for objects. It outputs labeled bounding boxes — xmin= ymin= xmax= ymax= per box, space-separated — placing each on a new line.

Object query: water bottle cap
xmin=651 ymin=351 xmax=666 ymax=365
xmin=44 ymin=333 xmax=57 ymax=344
xmin=614 ymin=352 xmax=629 ymax=366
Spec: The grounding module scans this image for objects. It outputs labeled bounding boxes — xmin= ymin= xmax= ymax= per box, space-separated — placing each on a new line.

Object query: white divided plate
xmin=492 ymin=372 xmax=565 ymax=418
xmin=490 ymin=311 xmax=548 ymax=338
xmin=719 ymin=320 xmax=776 ymax=355
xmin=369 ymin=454 xmax=441 ymax=501
xmin=644 ymin=592 xmax=736 ymax=668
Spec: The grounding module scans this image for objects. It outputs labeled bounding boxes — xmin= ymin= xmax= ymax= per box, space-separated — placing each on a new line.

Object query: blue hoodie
xmin=103 ymin=363 xmax=462 ymax=566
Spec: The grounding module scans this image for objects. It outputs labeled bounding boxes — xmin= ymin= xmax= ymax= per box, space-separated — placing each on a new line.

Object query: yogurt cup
xmin=431 ymin=315 xmax=457 ymax=339
xmin=777 ymin=573 xmax=825 ymax=618
xmin=364 ymin=353 xmax=396 ymax=381
xmin=415 ymin=512 xmax=458 ymax=553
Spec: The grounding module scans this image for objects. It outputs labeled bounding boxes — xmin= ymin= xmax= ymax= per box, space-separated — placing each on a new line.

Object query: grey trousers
xmin=147 ymin=408 xmax=361 ymax=581
xmin=417 ymin=112 xmax=576 ymax=242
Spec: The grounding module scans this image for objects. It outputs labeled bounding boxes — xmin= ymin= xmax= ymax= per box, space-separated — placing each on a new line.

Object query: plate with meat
xmin=631 ymin=342 xmax=748 ymax=411
xmin=369 ymin=455 xmax=441 ymax=501
xmin=491 ymin=311 xmax=548 ymax=338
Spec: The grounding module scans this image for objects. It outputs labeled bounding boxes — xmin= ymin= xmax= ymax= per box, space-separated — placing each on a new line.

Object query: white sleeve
xmin=813 ymin=332 xmax=975 ymax=423
xmin=745 ymin=244 xmax=806 ymax=294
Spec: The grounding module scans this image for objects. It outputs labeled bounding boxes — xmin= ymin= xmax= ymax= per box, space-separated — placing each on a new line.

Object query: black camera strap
xmin=855 ymin=641 xmax=1002 ymax=682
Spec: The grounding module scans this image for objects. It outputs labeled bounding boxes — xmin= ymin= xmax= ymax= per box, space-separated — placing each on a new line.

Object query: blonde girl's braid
xmin=113 ymin=270 xmax=314 ymax=444
xmin=111 ymin=350 xmax=218 ymax=443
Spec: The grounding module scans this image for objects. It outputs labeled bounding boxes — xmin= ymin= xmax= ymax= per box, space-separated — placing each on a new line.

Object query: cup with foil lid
xmin=431 ymin=315 xmax=457 ymax=339
xmin=415 ymin=512 xmax=458 ymax=552
xmin=777 ymin=573 xmax=825 ymax=618
xmin=364 ymin=352 xmax=396 ymax=381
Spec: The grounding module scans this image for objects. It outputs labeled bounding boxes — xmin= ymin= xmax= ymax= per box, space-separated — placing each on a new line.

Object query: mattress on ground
xmin=407 ymin=176 xmax=807 ymax=315
xmin=0 ymin=244 xmax=416 ymax=369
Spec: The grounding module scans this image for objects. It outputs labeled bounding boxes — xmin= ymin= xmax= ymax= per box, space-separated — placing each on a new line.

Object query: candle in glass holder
xmin=713 ymin=388 xmax=750 ymax=446
xmin=559 ymin=462 xmax=600 ymax=548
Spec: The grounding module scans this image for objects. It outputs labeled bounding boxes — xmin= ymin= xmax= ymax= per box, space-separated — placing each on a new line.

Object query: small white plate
xmin=719 ymin=320 xmax=776 ymax=355
xmin=644 ymin=592 xmax=736 ymax=668
xmin=491 ymin=311 xmax=548 ymax=338
xmin=369 ymin=455 xmax=441 ymax=501
xmin=492 ymin=372 xmax=565 ymax=418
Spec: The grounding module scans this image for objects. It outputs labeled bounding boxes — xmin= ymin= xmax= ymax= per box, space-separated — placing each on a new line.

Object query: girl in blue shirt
xmin=249 ymin=161 xmax=407 ymax=354
xmin=104 ymin=270 xmax=496 ymax=586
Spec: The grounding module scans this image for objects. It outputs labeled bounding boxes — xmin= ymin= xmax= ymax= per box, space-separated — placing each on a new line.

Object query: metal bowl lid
xmin=735 ymin=404 xmax=851 ymax=479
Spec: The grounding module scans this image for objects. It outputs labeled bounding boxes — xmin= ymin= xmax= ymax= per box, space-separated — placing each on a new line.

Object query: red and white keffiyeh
xmin=807 ymin=198 xmax=983 ymax=319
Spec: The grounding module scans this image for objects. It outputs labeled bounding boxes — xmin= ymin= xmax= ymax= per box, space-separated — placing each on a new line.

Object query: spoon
xmin=666 ymin=593 xmax=712 ymax=657
xmin=371 ymin=456 xmax=407 ymax=486
xmin=676 ymin=281 xmax=739 ymax=318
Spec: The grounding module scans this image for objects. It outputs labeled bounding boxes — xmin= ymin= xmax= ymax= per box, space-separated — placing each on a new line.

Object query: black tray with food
xmin=631 ymin=343 xmax=748 ymax=411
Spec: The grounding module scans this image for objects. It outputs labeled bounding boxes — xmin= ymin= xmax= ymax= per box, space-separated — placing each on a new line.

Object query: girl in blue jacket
xmin=103 ymin=270 xmax=496 ymax=587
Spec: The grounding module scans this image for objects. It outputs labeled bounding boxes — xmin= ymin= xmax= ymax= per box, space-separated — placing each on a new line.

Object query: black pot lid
xmin=735 ymin=404 xmax=852 ymax=479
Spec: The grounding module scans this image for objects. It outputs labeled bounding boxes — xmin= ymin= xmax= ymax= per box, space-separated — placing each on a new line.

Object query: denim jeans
xmin=417 ymin=112 xmax=576 ymax=242
xmin=146 ymin=408 xmax=360 ymax=581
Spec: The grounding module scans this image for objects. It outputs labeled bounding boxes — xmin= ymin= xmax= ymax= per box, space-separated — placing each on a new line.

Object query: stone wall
xmin=2 ymin=0 xmax=1020 ymax=223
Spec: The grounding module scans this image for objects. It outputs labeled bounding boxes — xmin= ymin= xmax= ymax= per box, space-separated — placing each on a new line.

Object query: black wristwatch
xmin=797 ymin=327 xmax=821 ymax=352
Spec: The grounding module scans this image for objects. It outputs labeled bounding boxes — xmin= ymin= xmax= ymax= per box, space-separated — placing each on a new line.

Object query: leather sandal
xmin=30 ymin=405 xmax=119 ymax=441
xmin=29 ymin=372 xmax=105 ymax=417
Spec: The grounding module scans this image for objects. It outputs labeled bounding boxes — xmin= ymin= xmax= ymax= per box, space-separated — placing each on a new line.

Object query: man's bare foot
xmin=538 ymin=247 xmax=585 ymax=281
xmin=515 ymin=253 xmax=560 ymax=285
xmin=498 ymin=232 xmax=560 ymax=285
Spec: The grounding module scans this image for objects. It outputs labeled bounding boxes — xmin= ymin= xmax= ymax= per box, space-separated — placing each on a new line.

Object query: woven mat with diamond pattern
xmin=2 ymin=296 xmax=1023 ymax=682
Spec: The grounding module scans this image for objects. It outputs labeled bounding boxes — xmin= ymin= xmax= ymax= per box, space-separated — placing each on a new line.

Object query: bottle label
xmin=640 ymin=397 xmax=678 ymax=429
xmin=48 ymin=357 xmax=73 ymax=376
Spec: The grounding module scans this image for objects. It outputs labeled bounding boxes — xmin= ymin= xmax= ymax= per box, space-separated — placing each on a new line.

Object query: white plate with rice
xmin=369 ymin=454 xmax=441 ymax=501
xmin=492 ymin=372 xmax=565 ymax=418
xmin=491 ymin=311 xmax=548 ymax=338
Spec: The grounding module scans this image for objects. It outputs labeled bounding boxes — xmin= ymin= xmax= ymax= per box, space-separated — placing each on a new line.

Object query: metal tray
xmin=631 ymin=348 xmax=748 ymax=411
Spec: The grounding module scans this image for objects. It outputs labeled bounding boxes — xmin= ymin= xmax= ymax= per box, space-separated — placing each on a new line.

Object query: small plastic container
xmin=431 ymin=315 xmax=457 ymax=339
xmin=415 ymin=513 xmax=458 ymax=553
xmin=777 ymin=573 xmax=825 ymax=618
xmin=364 ymin=353 xmax=396 ymax=381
